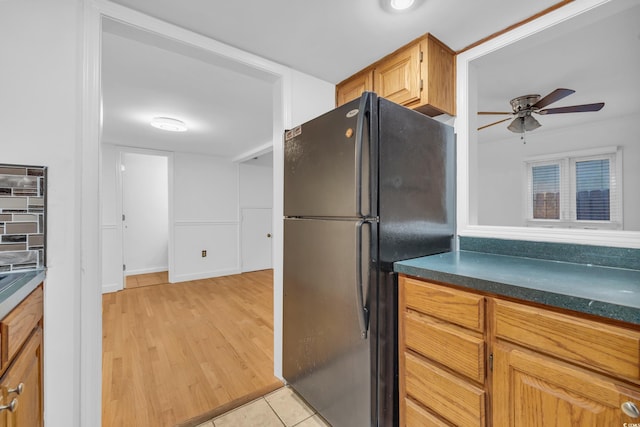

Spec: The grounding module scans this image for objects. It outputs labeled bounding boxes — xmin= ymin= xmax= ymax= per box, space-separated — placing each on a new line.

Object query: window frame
xmin=524 ymin=146 xmax=622 ymax=229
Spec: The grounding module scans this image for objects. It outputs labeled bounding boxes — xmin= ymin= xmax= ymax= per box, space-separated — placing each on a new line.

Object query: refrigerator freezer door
xmin=284 ymin=97 xmax=371 ymax=218
xmin=283 ymin=218 xmax=372 ymax=427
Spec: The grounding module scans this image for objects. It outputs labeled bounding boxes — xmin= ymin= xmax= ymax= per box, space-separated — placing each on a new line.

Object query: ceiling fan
xmin=478 ymin=88 xmax=604 ymax=133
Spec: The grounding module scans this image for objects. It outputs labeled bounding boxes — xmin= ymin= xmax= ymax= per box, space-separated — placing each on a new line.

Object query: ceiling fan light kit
xmin=478 ymin=88 xmax=605 ymax=135
xmin=507 ymin=115 xmax=541 ymax=133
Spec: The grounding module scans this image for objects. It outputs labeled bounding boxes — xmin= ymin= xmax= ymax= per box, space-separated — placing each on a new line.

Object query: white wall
xmin=477 ymin=113 xmax=640 ymax=230
xmin=122 ymin=152 xmax=169 ymax=275
xmin=0 ymin=2 xmax=335 ymax=425
xmin=239 ymin=162 xmax=273 ymax=208
xmin=0 ymin=0 xmax=81 ymax=426
xmin=172 ymin=152 xmax=240 ymax=281
xmin=290 ymin=70 xmax=336 ymax=126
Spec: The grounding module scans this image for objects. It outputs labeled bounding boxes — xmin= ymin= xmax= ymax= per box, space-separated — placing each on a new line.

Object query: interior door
xmin=241 ymin=208 xmax=272 ymax=272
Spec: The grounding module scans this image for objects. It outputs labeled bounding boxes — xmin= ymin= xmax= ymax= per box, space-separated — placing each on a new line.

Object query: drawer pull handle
xmin=0 ymin=398 xmax=18 ymax=413
xmin=8 ymin=383 xmax=24 ymax=395
xmin=622 ymin=401 xmax=640 ymax=418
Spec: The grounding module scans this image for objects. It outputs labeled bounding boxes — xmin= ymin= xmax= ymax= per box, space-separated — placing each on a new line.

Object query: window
xmin=526 ymin=147 xmax=622 ymax=229
xmin=531 ymin=164 xmax=560 ymax=220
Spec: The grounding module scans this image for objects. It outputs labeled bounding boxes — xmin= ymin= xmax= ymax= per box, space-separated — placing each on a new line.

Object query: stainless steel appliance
xmin=283 ymin=92 xmax=455 ymax=427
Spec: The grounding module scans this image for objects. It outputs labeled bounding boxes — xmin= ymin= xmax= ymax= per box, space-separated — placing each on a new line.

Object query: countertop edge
xmin=0 ymin=270 xmax=45 ymax=319
xmin=394 ymin=260 xmax=640 ymax=326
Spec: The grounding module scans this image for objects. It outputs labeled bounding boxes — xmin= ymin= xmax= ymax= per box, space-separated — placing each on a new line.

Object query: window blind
xmin=532 ymin=164 xmax=560 ymax=220
xmin=576 ymin=159 xmax=610 ymax=221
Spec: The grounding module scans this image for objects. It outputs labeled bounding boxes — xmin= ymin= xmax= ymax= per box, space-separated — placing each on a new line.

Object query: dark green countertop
xmin=0 ymin=269 xmax=45 ymax=319
xmin=394 ymin=251 xmax=640 ymax=325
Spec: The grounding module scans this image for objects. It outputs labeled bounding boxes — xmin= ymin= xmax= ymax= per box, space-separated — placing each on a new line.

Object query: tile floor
xmin=196 ymin=387 xmax=331 ymax=427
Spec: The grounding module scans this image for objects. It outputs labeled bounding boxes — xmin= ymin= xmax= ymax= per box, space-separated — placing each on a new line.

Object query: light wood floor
xmin=102 ymin=269 xmax=282 ymax=427
xmin=125 ymin=271 xmax=168 ymax=289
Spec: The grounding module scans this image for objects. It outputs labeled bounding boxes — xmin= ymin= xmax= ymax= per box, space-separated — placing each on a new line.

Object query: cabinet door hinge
xmin=123 ymin=264 xmax=126 ymax=271
xmin=489 ymin=353 xmax=494 ymax=372
xmin=419 ymin=51 xmax=423 ymax=62
xmin=122 ymin=214 xmax=126 ymax=221
xmin=419 ymin=79 xmax=424 ymax=90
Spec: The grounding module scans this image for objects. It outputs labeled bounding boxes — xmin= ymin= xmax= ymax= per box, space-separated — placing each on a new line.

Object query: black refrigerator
xmin=283 ymin=92 xmax=455 ymax=427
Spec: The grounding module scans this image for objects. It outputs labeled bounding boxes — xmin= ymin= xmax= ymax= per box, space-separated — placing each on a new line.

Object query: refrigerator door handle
xmin=355 ymin=92 xmax=371 ymax=218
xmin=355 ymin=219 xmax=370 ymax=339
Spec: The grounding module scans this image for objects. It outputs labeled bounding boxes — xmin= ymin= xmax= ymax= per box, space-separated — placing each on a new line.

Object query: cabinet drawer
xmin=404 ymin=351 xmax=485 ymax=427
xmin=403 ymin=277 xmax=484 ymax=332
xmin=405 ymin=398 xmax=452 ymax=427
xmin=1 ymin=286 xmax=43 ymax=365
xmin=494 ymin=298 xmax=640 ymax=381
xmin=404 ymin=311 xmax=485 ymax=383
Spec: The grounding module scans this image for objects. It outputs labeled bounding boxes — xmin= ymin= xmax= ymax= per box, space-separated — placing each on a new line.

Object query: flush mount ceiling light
xmin=150 ymin=117 xmax=187 ymax=132
xmin=390 ymin=0 xmax=415 ymax=10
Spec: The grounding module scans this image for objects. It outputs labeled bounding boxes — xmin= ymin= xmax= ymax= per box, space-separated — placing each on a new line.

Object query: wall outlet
xmin=201 ymin=250 xmax=207 ymax=257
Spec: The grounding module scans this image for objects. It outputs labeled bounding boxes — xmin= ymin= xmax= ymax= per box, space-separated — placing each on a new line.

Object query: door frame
xmin=119 ymin=147 xmax=173 ymax=288
xmin=82 ymin=2 xmax=292 ymax=425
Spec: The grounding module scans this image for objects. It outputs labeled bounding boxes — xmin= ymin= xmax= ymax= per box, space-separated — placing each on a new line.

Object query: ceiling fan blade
xmin=478 ymin=111 xmax=512 ymax=115
xmin=538 ymin=102 xmax=604 ymax=115
xmin=477 ymin=117 xmax=511 ymax=130
xmin=532 ymin=88 xmax=575 ymax=109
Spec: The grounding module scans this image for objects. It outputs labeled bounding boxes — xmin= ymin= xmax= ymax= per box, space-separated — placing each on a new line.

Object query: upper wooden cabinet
xmin=374 ymin=42 xmax=421 ymax=107
xmin=336 ymin=34 xmax=456 ymax=116
xmin=335 ymin=70 xmax=373 ymax=107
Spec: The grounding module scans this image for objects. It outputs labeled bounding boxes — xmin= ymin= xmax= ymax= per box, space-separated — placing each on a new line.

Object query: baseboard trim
xmin=102 ymin=282 xmax=121 ymax=294
xmin=172 ymin=268 xmax=240 ymax=283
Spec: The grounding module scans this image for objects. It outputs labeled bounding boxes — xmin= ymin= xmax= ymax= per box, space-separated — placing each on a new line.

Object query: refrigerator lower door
xmin=283 ymin=218 xmax=373 ymax=427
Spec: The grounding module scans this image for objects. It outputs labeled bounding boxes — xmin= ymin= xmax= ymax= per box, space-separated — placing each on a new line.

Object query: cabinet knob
xmin=267 ymin=233 xmax=272 ymax=238
xmin=8 ymin=383 xmax=24 ymax=395
xmin=622 ymin=401 xmax=640 ymax=418
xmin=0 ymin=398 xmax=18 ymax=413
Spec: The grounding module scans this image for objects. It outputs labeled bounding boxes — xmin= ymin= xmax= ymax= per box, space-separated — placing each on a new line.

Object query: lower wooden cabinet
xmin=399 ymin=276 xmax=486 ymax=426
xmin=0 ymin=328 xmax=43 ymax=427
xmin=493 ymin=343 xmax=640 ymax=426
xmin=399 ymin=275 xmax=640 ymax=427
xmin=0 ymin=285 xmax=44 ymax=427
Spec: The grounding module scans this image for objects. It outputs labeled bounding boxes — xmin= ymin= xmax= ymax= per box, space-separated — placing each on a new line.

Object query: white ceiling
xmin=102 ymin=0 xmax=635 ymax=160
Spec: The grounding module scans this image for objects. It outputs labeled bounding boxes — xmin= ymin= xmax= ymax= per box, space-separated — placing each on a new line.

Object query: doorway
xmin=84 ymin=3 xmax=295 ymax=425
xmin=121 ymin=151 xmax=169 ymax=288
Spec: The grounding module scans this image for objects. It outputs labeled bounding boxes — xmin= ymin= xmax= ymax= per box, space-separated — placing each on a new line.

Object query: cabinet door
xmin=374 ymin=42 xmax=421 ymax=106
xmin=1 ymin=327 xmax=43 ymax=427
xmin=493 ymin=343 xmax=640 ymax=426
xmin=0 ymin=393 xmax=7 ymax=427
xmin=336 ymin=70 xmax=373 ymax=106
xmin=418 ymin=35 xmax=456 ymax=116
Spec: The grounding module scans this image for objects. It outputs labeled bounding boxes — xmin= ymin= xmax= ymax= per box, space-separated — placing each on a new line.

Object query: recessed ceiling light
xmin=390 ymin=0 xmax=415 ymax=10
xmin=150 ymin=117 xmax=187 ymax=132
